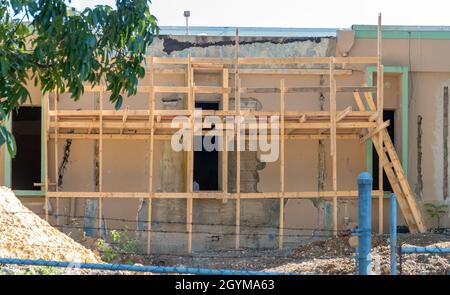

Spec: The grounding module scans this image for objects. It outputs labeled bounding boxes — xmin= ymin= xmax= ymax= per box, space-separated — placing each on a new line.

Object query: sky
xmin=70 ymin=0 xmax=450 ymax=28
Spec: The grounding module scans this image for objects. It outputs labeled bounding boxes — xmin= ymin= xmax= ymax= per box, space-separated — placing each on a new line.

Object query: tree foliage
xmin=0 ymin=0 xmax=159 ymax=156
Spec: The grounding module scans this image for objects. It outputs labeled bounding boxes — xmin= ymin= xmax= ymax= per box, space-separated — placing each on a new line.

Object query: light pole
xmin=184 ymin=11 xmax=190 ymax=35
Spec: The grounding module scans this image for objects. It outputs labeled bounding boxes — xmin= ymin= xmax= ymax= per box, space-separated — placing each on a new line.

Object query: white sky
xmin=70 ymin=0 xmax=449 ymax=28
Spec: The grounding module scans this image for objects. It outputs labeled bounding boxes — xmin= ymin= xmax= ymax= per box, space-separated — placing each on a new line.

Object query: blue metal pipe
xmin=0 ymin=258 xmax=290 ymax=275
xmin=401 ymin=247 xmax=450 ymax=254
xmin=390 ymin=194 xmax=397 ymax=275
xmin=357 ymin=172 xmax=372 ymax=275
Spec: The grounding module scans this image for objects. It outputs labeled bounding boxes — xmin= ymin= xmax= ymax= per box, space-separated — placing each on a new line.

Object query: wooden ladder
xmin=372 ymin=128 xmax=427 ymax=233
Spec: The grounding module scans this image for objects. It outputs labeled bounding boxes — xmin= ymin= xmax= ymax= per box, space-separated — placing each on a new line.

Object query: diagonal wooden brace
xmin=360 ymin=120 xmax=390 ymax=143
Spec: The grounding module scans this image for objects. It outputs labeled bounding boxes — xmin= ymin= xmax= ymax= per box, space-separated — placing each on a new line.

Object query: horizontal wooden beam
xmin=46 ymin=190 xmax=384 ymax=199
xmin=50 ymin=133 xmax=360 ymax=140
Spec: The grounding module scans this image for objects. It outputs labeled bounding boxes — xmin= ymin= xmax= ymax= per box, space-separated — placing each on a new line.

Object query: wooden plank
xmin=147 ymin=57 xmax=155 ymax=255
xmin=235 ymin=28 xmax=241 ymax=250
xmin=279 ymin=79 xmax=285 ymax=249
xmin=377 ymin=14 xmax=384 ymax=234
xmin=54 ymin=92 xmax=59 ymax=226
xmin=186 ymin=54 xmax=194 ymax=254
xmin=353 ymin=92 xmax=366 ymax=111
xmin=364 ymin=92 xmax=377 ymax=111
xmin=50 ymin=133 xmax=360 ymax=141
xmin=240 ymin=86 xmax=376 ymax=94
xmin=336 ymin=106 xmax=353 ymax=123
xmin=222 ymin=68 xmax=229 ymax=198
xmin=46 ymin=190 xmax=385 ymax=199
xmin=330 ymin=58 xmax=338 ymax=236
xmin=238 ymin=68 xmax=353 ymax=76
xmin=154 ymin=86 xmax=189 ymax=94
xmin=98 ymin=90 xmax=103 ymax=238
xmin=44 ymin=93 xmax=49 ymax=221
xmin=379 ymin=129 xmax=427 ymax=232
xmin=193 ymin=86 xmax=227 ymax=94
xmin=359 ymin=120 xmax=390 ymax=143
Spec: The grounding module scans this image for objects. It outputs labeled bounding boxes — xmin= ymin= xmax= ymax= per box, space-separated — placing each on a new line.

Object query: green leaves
xmin=0 ymin=0 xmax=159 ymax=157
xmin=0 ymin=124 xmax=17 ymax=157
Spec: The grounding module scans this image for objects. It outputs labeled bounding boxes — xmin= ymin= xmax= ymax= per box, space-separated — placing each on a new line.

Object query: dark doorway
xmin=193 ymin=102 xmax=219 ymax=191
xmin=372 ymin=110 xmax=395 ymax=191
xmin=11 ymin=107 xmax=41 ymax=190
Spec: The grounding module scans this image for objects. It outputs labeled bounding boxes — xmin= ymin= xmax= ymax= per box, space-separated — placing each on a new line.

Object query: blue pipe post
xmin=357 ymin=172 xmax=372 ymax=275
xmin=390 ymin=194 xmax=397 ymax=275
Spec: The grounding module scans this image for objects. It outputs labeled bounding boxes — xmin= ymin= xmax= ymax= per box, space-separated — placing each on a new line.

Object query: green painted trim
xmin=40 ymin=93 xmax=46 ymax=196
xmin=400 ymin=68 xmax=409 ymax=175
xmin=366 ymin=68 xmax=374 ymax=176
xmin=4 ymin=95 xmax=46 ymax=197
xmin=366 ymin=66 xmax=409 ymax=179
xmin=13 ymin=190 xmax=45 ymax=197
xmin=353 ymin=25 xmax=450 ymax=40
xmin=4 ymin=114 xmax=12 ymax=187
xmin=355 ymin=30 xmax=450 ymax=40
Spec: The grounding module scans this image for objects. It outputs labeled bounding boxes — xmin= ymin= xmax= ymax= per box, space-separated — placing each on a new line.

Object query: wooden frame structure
xmin=43 ymin=15 xmax=426 ymax=254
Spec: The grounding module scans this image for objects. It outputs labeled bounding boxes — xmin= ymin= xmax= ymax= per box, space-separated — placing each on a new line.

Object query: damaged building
xmin=1 ymin=24 xmax=449 ymax=254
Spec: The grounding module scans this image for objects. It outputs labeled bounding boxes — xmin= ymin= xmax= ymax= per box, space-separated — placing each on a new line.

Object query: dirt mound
xmin=0 ymin=187 xmax=100 ymax=263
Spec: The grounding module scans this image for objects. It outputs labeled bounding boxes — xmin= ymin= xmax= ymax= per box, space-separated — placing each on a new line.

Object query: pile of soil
xmin=0 ymin=186 xmax=100 ymax=263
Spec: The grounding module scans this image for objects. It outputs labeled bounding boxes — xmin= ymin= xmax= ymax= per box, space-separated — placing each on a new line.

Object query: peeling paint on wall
xmin=161 ymin=36 xmax=326 ymax=54
xmin=147 ymin=35 xmax=335 ymax=61
xmin=57 ymin=138 xmax=72 ymax=190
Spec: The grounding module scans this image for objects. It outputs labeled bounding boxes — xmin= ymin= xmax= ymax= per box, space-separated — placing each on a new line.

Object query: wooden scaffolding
xmin=43 ymin=15 xmax=426 ymax=254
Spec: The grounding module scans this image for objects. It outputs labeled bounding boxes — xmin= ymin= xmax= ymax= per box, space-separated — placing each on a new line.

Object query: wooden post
xmin=98 ymin=89 xmax=103 ymax=238
xmin=279 ymin=79 xmax=285 ymax=249
xmin=330 ymin=58 xmax=338 ymax=236
xmin=147 ymin=57 xmax=155 ymax=255
xmin=187 ymin=54 xmax=194 ymax=253
xmin=54 ymin=92 xmax=59 ymax=226
xmin=44 ymin=93 xmax=49 ymax=221
xmin=222 ymin=68 xmax=229 ymax=197
xmin=377 ymin=13 xmax=384 ymax=234
xmin=235 ymin=28 xmax=241 ymax=250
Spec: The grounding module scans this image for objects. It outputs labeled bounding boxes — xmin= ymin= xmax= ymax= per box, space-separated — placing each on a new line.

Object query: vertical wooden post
xmin=98 ymin=88 xmax=103 ymax=238
xmin=234 ymin=28 xmax=241 ymax=250
xmin=186 ymin=54 xmax=194 ymax=253
xmin=222 ymin=68 xmax=229 ymax=196
xmin=54 ymin=92 xmax=59 ymax=226
xmin=330 ymin=57 xmax=338 ymax=236
xmin=44 ymin=93 xmax=49 ymax=221
xmin=377 ymin=13 xmax=384 ymax=234
xmin=279 ymin=79 xmax=285 ymax=249
xmin=147 ymin=57 xmax=155 ymax=255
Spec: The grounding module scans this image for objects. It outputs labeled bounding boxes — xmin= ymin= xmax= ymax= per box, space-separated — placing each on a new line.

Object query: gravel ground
xmin=0 ymin=186 xmax=448 ymax=275
xmin=142 ymin=233 xmax=450 ymax=275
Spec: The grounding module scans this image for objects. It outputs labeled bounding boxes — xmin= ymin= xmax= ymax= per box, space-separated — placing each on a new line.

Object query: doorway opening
xmin=11 ymin=106 xmax=42 ymax=190
xmin=193 ymin=102 xmax=219 ymax=191
xmin=372 ymin=110 xmax=395 ymax=191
